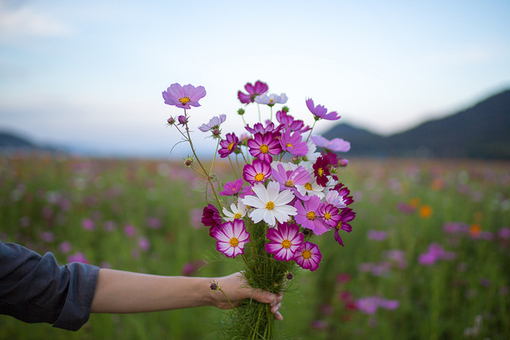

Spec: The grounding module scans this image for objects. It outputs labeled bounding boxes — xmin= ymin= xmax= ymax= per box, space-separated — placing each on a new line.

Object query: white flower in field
xmin=222 ymin=200 xmax=248 ymax=222
xmin=241 ymin=181 xmax=297 ymax=226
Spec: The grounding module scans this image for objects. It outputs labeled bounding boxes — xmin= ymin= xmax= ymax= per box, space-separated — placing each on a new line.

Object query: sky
xmin=1 ymin=0 xmax=509 ymax=158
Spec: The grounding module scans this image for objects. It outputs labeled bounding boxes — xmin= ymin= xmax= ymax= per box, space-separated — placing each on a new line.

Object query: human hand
xmin=210 ymin=272 xmax=284 ymax=320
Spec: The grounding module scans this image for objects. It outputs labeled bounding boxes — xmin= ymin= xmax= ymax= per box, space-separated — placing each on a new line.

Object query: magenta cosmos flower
xmin=280 ymin=129 xmax=308 ymax=156
xmin=247 ymin=132 xmax=282 ymax=163
xmin=212 ymin=219 xmax=251 ymax=259
xmin=162 ymin=83 xmax=206 ymax=110
xmin=310 ymin=135 xmax=350 ymax=152
xmin=202 ymin=203 xmax=222 ymax=236
xmin=219 ymin=178 xmax=244 ymax=196
xmin=271 ymin=163 xmax=311 ymax=191
xmin=306 ymin=98 xmax=340 ymax=120
xmin=334 ymin=207 xmax=356 ymax=247
xmin=294 ymin=241 xmax=322 ymax=271
xmin=218 ymin=133 xmax=239 ymax=158
xmin=243 ymin=159 xmax=272 ymax=185
xmin=313 ymin=156 xmax=332 ymax=187
xmin=294 ymin=195 xmax=329 ymax=235
xmin=265 ymin=222 xmax=304 ymax=261
xmin=238 ymin=80 xmax=269 ymax=104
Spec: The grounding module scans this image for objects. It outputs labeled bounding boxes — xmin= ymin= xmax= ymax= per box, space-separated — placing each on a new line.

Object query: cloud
xmin=0 ymin=1 xmax=71 ymax=40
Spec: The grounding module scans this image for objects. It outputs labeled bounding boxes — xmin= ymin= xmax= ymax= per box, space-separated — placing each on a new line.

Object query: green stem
xmin=218 ymin=288 xmax=265 ymax=339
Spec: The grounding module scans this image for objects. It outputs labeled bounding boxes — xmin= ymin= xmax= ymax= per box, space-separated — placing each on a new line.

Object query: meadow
xmin=1 ymin=152 xmax=509 ymax=339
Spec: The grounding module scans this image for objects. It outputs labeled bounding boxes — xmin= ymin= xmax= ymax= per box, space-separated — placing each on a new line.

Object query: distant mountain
xmin=0 ymin=131 xmax=58 ymax=153
xmin=323 ymin=89 xmax=510 ymax=159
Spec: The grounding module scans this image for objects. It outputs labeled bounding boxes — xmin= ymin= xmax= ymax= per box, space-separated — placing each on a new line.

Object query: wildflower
xmin=219 ymin=178 xmax=244 ymax=196
xmin=312 ymin=156 xmax=331 ymax=187
xmin=212 ymin=219 xmax=251 ymax=259
xmin=280 ymin=129 xmax=308 ymax=156
xmin=469 ymin=224 xmax=482 ymax=238
xmin=319 ymin=202 xmax=341 ymax=228
xmin=334 ymin=208 xmax=356 ymax=246
xmin=271 ymin=163 xmax=311 ymax=192
xmin=295 ymin=195 xmax=329 ymax=235
xmin=265 ymin=222 xmax=304 ymax=261
xmin=210 ymin=281 xmax=219 ymax=290
xmin=241 ymin=181 xmax=297 ymax=226
xmin=245 ymin=122 xmax=278 ymax=135
xmin=183 ymin=157 xmax=194 ymax=167
xmin=243 ymin=159 xmax=272 ymax=185
xmin=81 ymin=218 xmax=95 ymax=231
xmin=124 ymin=224 xmax=136 ymax=237
xmin=198 ymin=114 xmax=227 ymax=132
xmin=201 ymin=203 xmax=222 ymax=236
xmin=247 ymin=132 xmax=282 ymax=163
xmin=356 ymin=297 xmax=399 ymax=314
xmin=67 ymin=252 xmax=89 ymax=264
xmin=310 ymin=135 xmax=350 ymax=152
xmin=218 ymin=133 xmax=239 ymax=158
xmin=294 ymin=241 xmax=322 ymax=271
xmin=138 ymin=236 xmax=150 ymax=251
xmin=178 ymin=115 xmax=188 ymax=125
xmin=367 ymin=230 xmax=387 ymax=241
xmin=286 ymin=272 xmax=294 ymax=280
xmin=306 ymin=98 xmax=340 ymax=120
xmin=419 ymin=205 xmax=433 ymax=218
xmin=325 ymin=190 xmax=347 ymax=209
xmin=40 ymin=231 xmax=55 ymax=242
xmin=167 ymin=117 xmax=176 ymax=125
xmin=418 ymin=243 xmax=456 ymax=265
xmin=162 ymin=83 xmax=206 ymax=110
xmin=147 ymin=217 xmax=162 ymax=229
xmin=222 ymin=200 xmax=248 ymax=222
xmin=59 ymin=241 xmax=71 ymax=254
xmin=295 ymin=178 xmax=325 ymax=200
xmin=276 ymin=110 xmax=309 ymax=133
xmin=238 ymin=80 xmax=269 ymax=104
xmin=255 ymin=93 xmax=288 ymax=106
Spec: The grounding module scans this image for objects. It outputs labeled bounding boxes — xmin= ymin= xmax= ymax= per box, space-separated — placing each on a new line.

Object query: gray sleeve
xmin=0 ymin=240 xmax=99 ymax=331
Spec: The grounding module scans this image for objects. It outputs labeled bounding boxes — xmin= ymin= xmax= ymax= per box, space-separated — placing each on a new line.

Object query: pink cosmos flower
xmin=245 ymin=122 xmax=279 ymax=135
xmin=306 ymin=98 xmax=340 ymax=120
xmin=201 ymin=203 xmax=222 ymax=236
xmin=334 ymin=208 xmax=356 ymax=246
xmin=247 ymin=132 xmax=282 ymax=163
xmin=124 ymin=224 xmax=136 ymax=237
xmin=138 ymin=236 xmax=150 ymax=251
xmin=212 ymin=219 xmax=251 ymax=259
xmin=294 ymin=195 xmax=329 ymax=235
xmin=243 ymin=159 xmax=272 ymax=185
xmin=319 ymin=202 xmax=341 ymax=228
xmin=238 ymin=80 xmax=269 ymax=104
xmin=162 ymin=83 xmax=206 ymax=110
xmin=198 ymin=114 xmax=226 ymax=132
xmin=218 ymin=133 xmax=239 ymax=158
xmin=368 ymin=230 xmax=387 ymax=241
xmin=265 ymin=222 xmax=304 ymax=262
xmin=276 ymin=110 xmax=310 ymax=133
xmin=294 ymin=241 xmax=322 ymax=271
xmin=220 ymin=178 xmax=244 ymax=196
xmin=356 ymin=297 xmax=400 ymax=314
xmin=310 ymin=135 xmax=350 ymax=152
xmin=313 ymin=156 xmax=331 ymax=187
xmin=418 ymin=243 xmax=456 ymax=265
xmin=271 ymin=164 xmax=311 ymax=192
xmin=280 ymin=129 xmax=308 ymax=156
xmin=67 ymin=252 xmax=89 ymax=264
xmin=59 ymin=241 xmax=71 ymax=254
xmin=81 ymin=218 xmax=95 ymax=231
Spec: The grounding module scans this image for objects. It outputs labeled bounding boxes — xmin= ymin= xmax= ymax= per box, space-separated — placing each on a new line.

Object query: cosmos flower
xmin=294 ymin=195 xmax=329 ymax=235
xmin=202 ymin=203 xmax=222 ymax=236
xmin=162 ymin=83 xmax=206 ymax=110
xmin=313 ymin=156 xmax=332 ymax=187
xmin=219 ymin=178 xmax=244 ymax=196
xmin=272 ymin=163 xmax=311 ymax=192
xmin=212 ymin=219 xmax=251 ymax=259
xmin=319 ymin=202 xmax=341 ymax=228
xmin=334 ymin=208 xmax=356 ymax=246
xmin=238 ymin=80 xmax=269 ymax=104
xmin=255 ymin=93 xmax=288 ymax=106
xmin=243 ymin=159 xmax=272 ymax=185
xmin=310 ymin=135 xmax=350 ymax=152
xmin=245 ymin=122 xmax=279 ymax=135
xmin=198 ymin=114 xmax=226 ymax=132
xmin=247 ymin=132 xmax=282 ymax=163
xmin=294 ymin=241 xmax=322 ymax=271
xmin=222 ymin=200 xmax=248 ymax=222
xmin=241 ymin=181 xmax=297 ymax=226
xmin=218 ymin=133 xmax=239 ymax=158
xmin=280 ymin=129 xmax=308 ymax=156
xmin=265 ymin=222 xmax=304 ymax=262
xmin=306 ymin=98 xmax=340 ymax=120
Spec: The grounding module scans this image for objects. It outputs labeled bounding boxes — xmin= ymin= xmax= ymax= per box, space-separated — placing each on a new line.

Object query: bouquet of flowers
xmin=162 ymin=80 xmax=355 ymax=339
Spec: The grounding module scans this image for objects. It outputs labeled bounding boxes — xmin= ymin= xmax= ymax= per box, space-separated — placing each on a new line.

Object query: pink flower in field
xmin=368 ymin=230 xmax=387 ymax=241
xmin=124 ymin=224 xmax=136 ymax=238
xmin=247 ymin=132 xmax=282 ymax=163
xmin=306 ymin=98 xmax=340 ymax=121
xmin=265 ymin=222 xmax=304 ymax=262
xmin=220 ymin=178 xmax=244 ymax=196
xmin=182 ymin=260 xmax=206 ymax=276
xmin=59 ymin=241 xmax=71 ymax=254
xmin=243 ymin=159 xmax=272 ymax=185
xmin=310 ymin=135 xmax=350 ymax=152
xmin=245 ymin=122 xmax=279 ymax=135
xmin=356 ymin=297 xmax=400 ymax=314
xmin=218 ymin=133 xmax=239 ymax=158
xmin=334 ymin=207 xmax=356 ymax=247
xmin=319 ymin=202 xmax=341 ymax=228
xmin=201 ymin=204 xmax=222 ymax=236
xmin=39 ymin=231 xmax=54 ymax=242
xmin=280 ymin=129 xmax=308 ymax=156
xmin=212 ymin=219 xmax=250 ymax=259
xmin=81 ymin=218 xmax=95 ymax=231
xmin=498 ymin=227 xmax=510 ymax=239
xmin=238 ymin=80 xmax=268 ymax=104
xmin=271 ymin=163 xmax=310 ymax=192
xmin=294 ymin=241 xmax=322 ymax=271
xmin=418 ymin=243 xmax=456 ymax=265
xmin=67 ymin=252 xmax=89 ymax=264
xmin=103 ymin=220 xmax=117 ymax=231
xmin=147 ymin=217 xmax=161 ymax=229
xmin=162 ymin=83 xmax=206 ymax=110
xmin=138 ymin=236 xmax=150 ymax=251
xmin=294 ymin=195 xmax=329 ymax=235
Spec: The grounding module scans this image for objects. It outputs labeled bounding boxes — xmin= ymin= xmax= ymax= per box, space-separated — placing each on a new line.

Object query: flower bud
xmin=167 ymin=117 xmax=176 ymax=125
xmin=286 ymin=272 xmax=294 ymax=280
xmin=178 ymin=115 xmax=188 ymax=125
xmin=339 ymin=158 xmax=349 ymax=167
xmin=282 ymin=106 xmax=289 ymax=113
xmin=183 ymin=157 xmax=194 ymax=167
xmin=212 ymin=128 xmax=221 ymax=137
xmin=210 ymin=282 xmax=218 ymax=291
xmin=237 ymin=108 xmax=245 ymax=116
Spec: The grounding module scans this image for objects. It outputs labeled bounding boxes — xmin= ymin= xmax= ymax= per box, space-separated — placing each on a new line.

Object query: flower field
xmin=1 ymin=153 xmax=509 ymax=339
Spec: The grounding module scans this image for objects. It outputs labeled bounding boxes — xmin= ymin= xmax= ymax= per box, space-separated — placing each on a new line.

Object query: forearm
xmin=90 ymin=269 xmax=213 ymax=313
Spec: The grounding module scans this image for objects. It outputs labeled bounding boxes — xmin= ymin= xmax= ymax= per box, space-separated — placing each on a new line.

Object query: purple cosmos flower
xmin=333 ymin=183 xmax=354 ymax=205
xmin=245 ymin=122 xmax=279 ymax=135
xmin=124 ymin=224 xmax=136 ymax=238
xmin=59 ymin=241 xmax=72 ymax=254
xmin=276 ymin=110 xmax=310 ymax=133
xmin=280 ymin=129 xmax=308 ymax=156
xmin=81 ymin=218 xmax=95 ymax=231
xmin=418 ymin=243 xmax=456 ymax=265
xmin=220 ymin=178 xmax=244 ymax=196
xmin=294 ymin=195 xmax=329 ymax=235
xmin=356 ymin=297 xmax=400 ymax=314
xmin=247 ymin=132 xmax=282 ymax=163
xmin=162 ymin=83 xmax=206 ymax=110
xmin=310 ymin=135 xmax=350 ymax=152
xmin=255 ymin=93 xmax=288 ymax=106
xmin=265 ymin=222 xmax=304 ymax=262
xmin=306 ymin=98 xmax=340 ymax=120
xmin=325 ymin=190 xmax=347 ymax=209
xmin=201 ymin=204 xmax=222 ymax=236
xmin=334 ymin=208 xmax=356 ymax=246
xmin=243 ymin=159 xmax=272 ymax=185
xmin=138 ymin=236 xmax=150 ymax=252
xmin=238 ymin=80 xmax=269 ymax=104
xmin=368 ymin=230 xmax=387 ymax=241
xmin=271 ymin=163 xmax=311 ymax=191
xmin=198 ymin=114 xmax=226 ymax=132
xmin=218 ymin=133 xmax=239 ymax=158
xmin=67 ymin=252 xmax=89 ymax=264
xmin=294 ymin=241 xmax=322 ymax=271
xmin=212 ymin=219 xmax=250 ymax=259
xmin=319 ymin=202 xmax=341 ymax=228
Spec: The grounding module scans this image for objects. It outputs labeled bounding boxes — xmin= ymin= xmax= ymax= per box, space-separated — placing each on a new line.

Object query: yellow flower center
xmin=306 ymin=211 xmax=316 ymax=220
xmin=318 ymin=168 xmax=324 ymax=177
xmin=324 ymin=212 xmax=331 ymax=220
xmin=305 ymin=183 xmax=312 ymax=191
xmin=336 ymin=222 xmax=342 ymax=230
xmin=270 ymin=99 xmax=274 ymax=103
xmin=266 ymin=201 xmax=275 ymax=210
xmin=302 ymin=250 xmax=312 ymax=259
xmin=285 ymin=180 xmax=294 ymax=187
xmin=179 ymin=97 xmax=191 ymax=104
xmin=229 ymin=237 xmax=239 ymax=247
xmin=254 ymin=173 xmax=265 ymax=182
xmin=286 ymin=143 xmax=294 ymax=149
xmin=260 ymin=144 xmax=269 ymax=154
xmin=228 ymin=142 xmax=235 ymax=151
xmin=234 ymin=213 xmax=242 ymax=219
xmin=281 ymin=239 xmax=291 ymax=248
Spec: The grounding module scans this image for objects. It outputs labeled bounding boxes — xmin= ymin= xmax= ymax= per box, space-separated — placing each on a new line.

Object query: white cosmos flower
xmin=254 ymin=93 xmax=288 ymax=106
xmin=241 ymin=181 xmax=297 ymax=226
xmin=295 ymin=178 xmax=325 ymax=199
xmin=222 ymin=200 xmax=248 ymax=222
